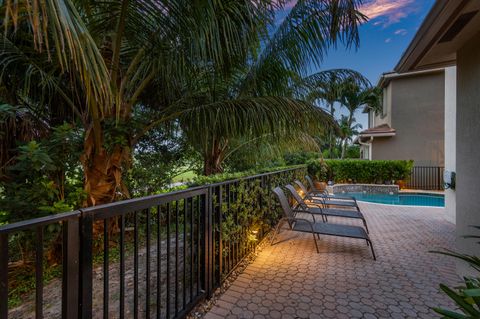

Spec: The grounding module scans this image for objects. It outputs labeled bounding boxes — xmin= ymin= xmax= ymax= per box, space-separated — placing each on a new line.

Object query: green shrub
xmin=189 ymin=164 xmax=306 ymax=186
xmin=431 ymin=227 xmax=480 ymax=318
xmin=283 ymin=151 xmax=320 ymax=165
xmin=307 ymin=159 xmax=413 ymax=183
xmin=306 ymin=158 xmax=328 ymax=181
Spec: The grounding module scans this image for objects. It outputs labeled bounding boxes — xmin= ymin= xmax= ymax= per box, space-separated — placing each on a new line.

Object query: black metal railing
xmin=405 ymin=166 xmax=444 ymax=190
xmin=0 ymin=166 xmax=306 ymax=319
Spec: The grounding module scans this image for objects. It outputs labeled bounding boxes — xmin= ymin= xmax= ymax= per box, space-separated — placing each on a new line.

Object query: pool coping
xmin=354 ymin=200 xmax=445 ymax=209
xmin=400 ymin=189 xmax=445 ymax=194
xmin=328 ymin=190 xmax=445 ymax=208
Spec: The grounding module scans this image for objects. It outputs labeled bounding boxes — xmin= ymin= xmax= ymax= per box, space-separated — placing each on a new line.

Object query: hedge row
xmin=307 ymin=159 xmax=414 ymax=184
xmin=189 ymin=164 xmax=306 ymax=186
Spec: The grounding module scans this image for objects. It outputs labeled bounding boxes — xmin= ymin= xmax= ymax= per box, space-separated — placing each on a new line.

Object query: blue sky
xmin=318 ymin=0 xmax=436 ymax=128
xmin=279 ymin=0 xmax=436 ymax=129
xmin=318 ymin=0 xmax=435 ymax=84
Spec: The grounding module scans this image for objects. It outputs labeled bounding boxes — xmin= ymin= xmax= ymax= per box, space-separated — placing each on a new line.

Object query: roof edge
xmin=395 ymin=0 xmax=465 ymax=73
xmin=377 ymin=68 xmax=445 ymax=88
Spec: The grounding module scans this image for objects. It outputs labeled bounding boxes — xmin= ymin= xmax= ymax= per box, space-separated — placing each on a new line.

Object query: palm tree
xmin=337 ymin=80 xmax=381 ymax=158
xmin=338 ymin=114 xmax=362 ymax=158
xmin=302 ymin=69 xmax=370 ymax=158
xmin=1 ymin=0 xmax=366 ymax=203
xmin=1 ymin=0 xmax=282 ymax=203
xmin=174 ymin=2 xmax=367 ymax=174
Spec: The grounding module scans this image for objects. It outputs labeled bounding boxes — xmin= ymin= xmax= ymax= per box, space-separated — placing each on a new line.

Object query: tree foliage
xmin=0 ymin=0 xmax=368 ymax=225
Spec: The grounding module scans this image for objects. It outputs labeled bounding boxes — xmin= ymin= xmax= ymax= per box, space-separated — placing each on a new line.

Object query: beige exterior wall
xmin=371 ymin=71 xmax=445 ymax=166
xmin=455 ymin=31 xmax=480 ymax=275
xmin=444 ymin=66 xmax=456 ymax=225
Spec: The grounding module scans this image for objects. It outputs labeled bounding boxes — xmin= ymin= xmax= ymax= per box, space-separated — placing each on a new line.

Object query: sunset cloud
xmin=283 ymin=0 xmax=297 ymax=9
xmin=394 ymin=28 xmax=408 ymax=35
xmin=360 ymin=0 xmax=419 ymax=27
xmin=277 ymin=0 xmax=419 ymax=28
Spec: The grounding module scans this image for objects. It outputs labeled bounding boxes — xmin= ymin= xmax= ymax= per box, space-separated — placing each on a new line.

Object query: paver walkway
xmin=206 ymin=203 xmax=459 ymax=319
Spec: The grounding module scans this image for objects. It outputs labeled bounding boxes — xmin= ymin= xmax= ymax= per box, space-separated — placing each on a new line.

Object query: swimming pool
xmin=343 ymin=192 xmax=444 ymax=207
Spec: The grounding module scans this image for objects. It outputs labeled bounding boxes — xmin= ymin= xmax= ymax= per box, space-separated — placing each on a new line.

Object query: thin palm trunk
xmin=342 ymin=110 xmax=354 ymax=159
xmin=341 ymin=138 xmax=347 ymax=159
xmin=328 ymin=101 xmax=335 ymax=158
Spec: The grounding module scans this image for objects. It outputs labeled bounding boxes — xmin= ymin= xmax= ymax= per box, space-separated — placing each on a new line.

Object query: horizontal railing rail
xmin=0 ymin=166 xmax=306 ymax=319
xmin=405 ymin=166 xmax=444 ymax=190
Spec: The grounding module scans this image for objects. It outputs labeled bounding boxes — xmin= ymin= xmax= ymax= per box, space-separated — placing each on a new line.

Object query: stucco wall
xmin=444 ymin=66 xmax=456 ymax=224
xmin=373 ymin=85 xmax=392 ymax=127
xmin=456 ymin=31 xmax=480 ymax=275
xmin=371 ymin=72 xmax=445 ymax=166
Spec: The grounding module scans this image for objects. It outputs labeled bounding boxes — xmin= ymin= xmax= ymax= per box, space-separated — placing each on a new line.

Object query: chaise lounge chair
xmin=297 ymin=179 xmax=357 ymax=203
xmin=305 ymin=175 xmax=356 ymax=201
xmin=299 ymin=178 xmax=360 ymax=210
xmin=286 ymin=184 xmax=370 ymax=233
xmin=272 ymin=187 xmax=376 ymax=260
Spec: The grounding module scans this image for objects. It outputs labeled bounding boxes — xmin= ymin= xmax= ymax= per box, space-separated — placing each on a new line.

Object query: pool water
xmin=344 ymin=192 xmax=444 ymax=207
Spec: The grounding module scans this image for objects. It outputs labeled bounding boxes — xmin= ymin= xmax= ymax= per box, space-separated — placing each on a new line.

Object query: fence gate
xmin=405 ymin=166 xmax=444 ymax=190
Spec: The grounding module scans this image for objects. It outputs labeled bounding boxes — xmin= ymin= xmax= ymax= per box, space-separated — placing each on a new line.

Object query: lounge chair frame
xmin=272 ymin=187 xmax=376 ymax=260
xmin=287 ymin=184 xmax=370 ymax=233
xmin=305 ymin=176 xmax=357 ymax=200
xmin=303 ymin=177 xmax=359 ymax=209
xmin=296 ymin=179 xmax=357 ymax=203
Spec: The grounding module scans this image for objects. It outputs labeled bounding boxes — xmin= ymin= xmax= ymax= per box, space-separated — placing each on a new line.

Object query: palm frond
xmin=239 ymin=0 xmax=366 ymax=97
xmin=297 ymin=68 xmax=371 ymax=111
xmin=3 ymin=0 xmax=113 ymax=112
xmin=431 ymin=249 xmax=480 ymax=273
xmin=224 ymin=131 xmax=320 ymax=161
xmin=175 ymin=96 xmax=335 ymax=142
xmin=263 ymin=0 xmax=366 ymax=73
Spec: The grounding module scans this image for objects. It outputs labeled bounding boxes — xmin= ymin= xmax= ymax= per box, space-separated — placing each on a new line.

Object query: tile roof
xmin=359 ymin=124 xmax=396 ymax=137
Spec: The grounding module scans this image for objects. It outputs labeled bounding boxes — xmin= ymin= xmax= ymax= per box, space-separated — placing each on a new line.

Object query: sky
xmin=279 ymin=0 xmax=436 ymax=129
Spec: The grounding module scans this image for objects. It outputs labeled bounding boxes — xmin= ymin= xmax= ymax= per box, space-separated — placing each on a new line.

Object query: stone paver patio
xmin=206 ymin=202 xmax=459 ymax=319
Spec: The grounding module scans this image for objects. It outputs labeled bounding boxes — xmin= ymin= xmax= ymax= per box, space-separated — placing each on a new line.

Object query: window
xmin=382 ymin=87 xmax=389 ymax=117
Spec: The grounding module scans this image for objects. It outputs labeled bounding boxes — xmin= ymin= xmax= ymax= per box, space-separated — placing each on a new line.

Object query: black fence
xmin=405 ymin=166 xmax=444 ymax=190
xmin=0 ymin=167 xmax=306 ymax=319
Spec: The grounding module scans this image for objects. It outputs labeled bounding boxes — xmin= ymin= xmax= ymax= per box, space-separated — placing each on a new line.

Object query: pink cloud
xmin=360 ymin=0 xmax=420 ymax=27
xmin=273 ymin=0 xmax=297 ymax=10
xmin=277 ymin=0 xmax=418 ymax=28
xmin=284 ymin=0 xmax=297 ymax=9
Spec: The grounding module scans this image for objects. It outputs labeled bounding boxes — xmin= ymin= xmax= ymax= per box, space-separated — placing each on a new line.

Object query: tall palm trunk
xmin=341 ymin=138 xmax=347 ymax=159
xmin=328 ymin=101 xmax=335 ymax=158
xmin=203 ymin=139 xmax=227 ymax=175
xmin=80 ymin=127 xmax=131 ymax=206
xmin=340 ymin=111 xmax=354 ymax=159
xmin=203 ymin=156 xmax=223 ymax=175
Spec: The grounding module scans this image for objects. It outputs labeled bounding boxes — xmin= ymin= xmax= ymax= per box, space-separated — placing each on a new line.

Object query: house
xmin=358 ymin=68 xmax=446 ymax=167
xmin=395 ymin=0 xmax=480 ymax=275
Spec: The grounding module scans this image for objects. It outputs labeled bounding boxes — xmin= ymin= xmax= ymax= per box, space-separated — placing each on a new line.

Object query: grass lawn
xmin=172 ymin=170 xmax=197 ymax=183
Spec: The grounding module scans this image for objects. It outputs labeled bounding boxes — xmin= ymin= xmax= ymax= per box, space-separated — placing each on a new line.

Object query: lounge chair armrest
xmin=303 ymin=200 xmax=324 ymax=209
xmin=292 ymin=217 xmax=316 ymax=233
xmin=293 ymin=209 xmax=323 ymax=222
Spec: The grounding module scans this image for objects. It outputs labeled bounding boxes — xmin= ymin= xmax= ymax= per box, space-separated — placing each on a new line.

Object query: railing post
xmin=0 ymin=233 xmax=8 ymax=319
xmin=438 ymin=167 xmax=443 ymax=190
xmin=79 ymin=212 xmax=93 ymax=319
xmin=62 ymin=218 xmax=80 ymax=319
xmin=203 ymin=189 xmax=213 ymax=297
xmin=217 ymin=185 xmax=223 ymax=287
